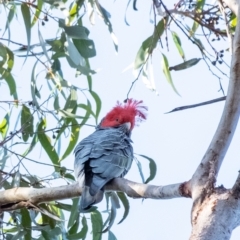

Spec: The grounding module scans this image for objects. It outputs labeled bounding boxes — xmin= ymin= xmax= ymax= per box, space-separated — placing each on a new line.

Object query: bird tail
xmin=79 ymin=186 xmax=104 ymax=212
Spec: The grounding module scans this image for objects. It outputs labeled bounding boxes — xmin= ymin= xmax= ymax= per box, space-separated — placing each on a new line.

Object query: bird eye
xmin=115 ymin=118 xmax=119 ymax=122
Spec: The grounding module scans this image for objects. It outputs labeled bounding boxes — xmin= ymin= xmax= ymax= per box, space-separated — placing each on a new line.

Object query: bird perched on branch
xmin=74 ymin=99 xmax=147 ymax=211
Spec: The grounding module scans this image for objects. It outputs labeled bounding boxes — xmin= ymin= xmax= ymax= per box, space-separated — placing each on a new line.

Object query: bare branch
xmin=231 ymin=171 xmax=240 ymax=198
xmin=165 ymin=96 xmax=226 ymax=113
xmin=0 ymin=178 xmax=191 ymax=212
xmin=191 ymin=5 xmax=240 ymax=201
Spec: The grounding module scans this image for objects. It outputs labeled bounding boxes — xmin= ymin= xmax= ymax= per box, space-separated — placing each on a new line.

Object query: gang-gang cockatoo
xmin=74 ymin=99 xmax=147 ymax=211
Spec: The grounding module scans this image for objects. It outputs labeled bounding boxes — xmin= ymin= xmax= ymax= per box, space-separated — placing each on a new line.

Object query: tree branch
xmin=0 ymin=178 xmax=191 ymax=212
xmin=191 ymin=4 xmax=240 ymax=202
xmin=223 ymin=0 xmax=238 ymax=16
xmin=231 ymin=170 xmax=240 ymax=198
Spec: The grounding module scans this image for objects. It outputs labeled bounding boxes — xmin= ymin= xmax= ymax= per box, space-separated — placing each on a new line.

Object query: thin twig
xmin=165 ymin=96 xmax=226 ymax=113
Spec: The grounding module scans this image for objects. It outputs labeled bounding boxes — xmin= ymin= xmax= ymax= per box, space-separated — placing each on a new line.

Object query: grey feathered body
xmin=74 ymin=124 xmax=133 ymax=211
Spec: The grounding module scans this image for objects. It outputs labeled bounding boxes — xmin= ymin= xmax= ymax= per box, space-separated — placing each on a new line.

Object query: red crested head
xmin=100 ymin=99 xmax=147 ymax=130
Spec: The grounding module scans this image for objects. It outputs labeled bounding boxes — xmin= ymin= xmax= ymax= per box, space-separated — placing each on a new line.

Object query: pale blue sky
xmin=1 ymin=0 xmax=240 ymax=239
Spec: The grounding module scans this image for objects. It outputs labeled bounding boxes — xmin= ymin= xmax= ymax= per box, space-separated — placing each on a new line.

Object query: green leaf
xmin=68 ymin=198 xmax=79 ymax=229
xmin=138 ymin=154 xmax=157 ymax=184
xmin=59 ymin=21 xmax=89 ymax=40
xmin=59 ymin=118 xmax=80 ymax=161
xmin=0 ymin=113 xmax=9 ymax=138
xmin=91 ymin=210 xmax=103 ymax=240
xmin=31 ymin=61 xmax=40 ymax=108
xmin=171 ymin=31 xmax=185 ymax=60
xmin=0 ymin=67 xmax=17 ymax=100
xmin=95 ymin=3 xmax=118 ymax=52
xmin=9 ymin=231 xmax=27 ymax=240
xmin=4 ymin=4 xmax=16 ymax=38
xmin=230 ymin=13 xmax=237 ymax=31
xmin=68 ymin=217 xmax=80 ymax=235
xmin=31 ymin=0 xmax=43 ymax=27
xmin=108 ymin=231 xmax=117 ymax=240
xmin=54 ymin=94 xmax=60 ymax=110
xmin=58 ymin=110 xmax=85 ymax=119
xmin=37 ymin=118 xmax=60 ymax=170
xmin=134 ymin=18 xmax=167 ymax=70
xmin=117 ymin=192 xmax=129 ymax=224
xmin=135 ymin=157 xmax=145 ymax=183
xmin=46 ymin=38 xmax=65 ymax=53
xmin=102 ymin=193 xmax=120 ymax=233
xmin=22 ymin=134 xmax=38 ymax=156
xmin=21 ymin=105 xmax=34 ymax=142
xmin=190 ymin=0 xmax=205 ymax=36
xmin=21 ymin=3 xmax=31 ymax=55
xmin=38 ymin=27 xmax=52 ymax=64
xmin=161 ymin=53 xmax=180 ymax=96
xmin=38 ymin=205 xmax=63 ymax=222
xmin=64 ymin=88 xmax=78 ymax=113
xmin=85 ymin=58 xmax=93 ymax=90
xmin=73 ymin=39 xmax=96 ymax=58
xmin=169 ymin=58 xmax=201 ymax=71
xmin=20 ymin=208 xmax=32 ymax=240
xmin=89 ymin=91 xmax=102 ymax=124
xmin=40 ymin=204 xmax=56 ymax=229
xmin=134 ymin=37 xmax=152 ymax=70
xmin=68 ymin=216 xmax=88 ymax=240
xmin=0 ymin=43 xmax=14 ymax=72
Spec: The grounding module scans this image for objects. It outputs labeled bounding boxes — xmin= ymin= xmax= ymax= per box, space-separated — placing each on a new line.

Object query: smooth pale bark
xmin=189 ymin=1 xmax=240 ymax=239
xmin=190 ymin=189 xmax=240 ymax=240
xmin=0 ymin=178 xmax=190 ymax=211
xmin=223 ymin=0 xmax=238 ymax=15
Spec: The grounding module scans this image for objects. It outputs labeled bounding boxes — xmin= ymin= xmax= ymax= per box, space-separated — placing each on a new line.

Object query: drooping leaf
xmin=31 ymin=60 xmax=40 ymax=108
xmin=37 ymin=118 xmax=60 ymax=171
xmin=21 ymin=3 xmax=31 ymax=56
xmin=60 ymin=118 xmax=80 ymax=161
xmin=22 ymin=136 xmax=38 ymax=161
xmin=9 ymin=230 xmax=27 ymax=240
xmin=102 ymin=192 xmax=120 ymax=233
xmin=117 ymin=192 xmax=130 ymax=224
xmin=68 ymin=216 xmax=88 ymax=240
xmin=89 ymin=90 xmax=102 ymax=124
xmin=37 ymin=205 xmax=63 ymax=222
xmin=134 ymin=37 xmax=152 ymax=70
xmin=190 ymin=0 xmax=205 ymax=36
xmin=169 ymin=58 xmax=201 ymax=71
xmin=108 ymin=231 xmax=117 ymax=240
xmin=138 ymin=154 xmax=157 ymax=184
xmin=0 ymin=43 xmax=14 ymax=72
xmin=134 ymin=18 xmax=167 ymax=70
xmin=59 ymin=20 xmax=89 ymax=40
xmin=171 ymin=31 xmax=185 ymax=60
xmin=91 ymin=210 xmax=103 ymax=240
xmin=31 ymin=0 xmax=43 ymax=26
xmin=161 ymin=53 xmax=180 ymax=96
xmin=73 ymin=39 xmax=96 ymax=58
xmin=0 ymin=113 xmax=9 ymax=138
xmin=0 ymin=67 xmax=17 ymax=100
xmin=95 ymin=2 xmax=118 ymax=52
xmin=135 ymin=157 xmax=145 ymax=183
xmin=20 ymin=208 xmax=32 ymax=240
xmin=64 ymin=88 xmax=78 ymax=113
xmin=68 ymin=216 xmax=80 ymax=235
xmin=58 ymin=110 xmax=85 ymax=119
xmin=3 ymin=4 xmax=16 ymax=39
xmin=230 ymin=12 xmax=237 ymax=31
xmin=21 ymin=105 xmax=34 ymax=142
xmin=38 ymin=27 xmax=52 ymax=64
xmin=68 ymin=198 xmax=79 ymax=229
